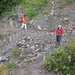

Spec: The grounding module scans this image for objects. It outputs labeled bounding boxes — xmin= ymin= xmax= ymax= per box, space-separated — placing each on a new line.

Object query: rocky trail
xmin=3 ymin=27 xmax=60 ymax=75
xmin=0 ymin=25 xmax=68 ymax=75
xmin=0 ymin=2 xmax=75 ymax=75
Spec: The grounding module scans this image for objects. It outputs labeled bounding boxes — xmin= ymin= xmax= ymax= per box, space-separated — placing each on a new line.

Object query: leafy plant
xmin=65 ymin=36 xmax=75 ymax=65
xmin=11 ymin=49 xmax=20 ymax=57
xmin=44 ymin=36 xmax=75 ymax=75
xmin=44 ymin=47 xmax=71 ymax=75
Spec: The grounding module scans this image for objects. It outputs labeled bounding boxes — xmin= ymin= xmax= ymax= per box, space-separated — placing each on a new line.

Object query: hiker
xmin=54 ymin=25 xmax=64 ymax=46
xmin=21 ymin=15 xmax=27 ymax=30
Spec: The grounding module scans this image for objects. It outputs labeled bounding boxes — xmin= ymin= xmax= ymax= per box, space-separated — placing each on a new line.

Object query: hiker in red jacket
xmin=54 ymin=25 xmax=64 ymax=46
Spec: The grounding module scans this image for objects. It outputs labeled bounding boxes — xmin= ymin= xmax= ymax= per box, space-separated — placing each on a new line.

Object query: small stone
xmin=50 ymin=32 xmax=54 ymax=36
xmin=38 ymin=26 xmax=42 ymax=30
xmin=31 ymin=46 xmax=35 ymax=50
xmin=27 ymin=36 xmax=31 ymax=40
xmin=64 ymin=17 xmax=69 ymax=22
xmin=35 ymin=44 xmax=39 ymax=48
xmin=0 ymin=56 xmax=2 ymax=61
xmin=26 ymin=44 xmax=30 ymax=47
xmin=16 ymin=41 xmax=22 ymax=47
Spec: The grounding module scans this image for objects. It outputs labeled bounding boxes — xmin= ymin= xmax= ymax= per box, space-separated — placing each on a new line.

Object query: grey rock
xmin=29 ymin=20 xmax=34 ymax=24
xmin=50 ymin=32 xmax=54 ymax=36
xmin=16 ymin=41 xmax=22 ymax=47
xmin=0 ymin=56 xmax=9 ymax=62
xmin=63 ymin=17 xmax=69 ymax=23
xmin=31 ymin=46 xmax=35 ymax=50
xmin=38 ymin=26 xmax=42 ymax=30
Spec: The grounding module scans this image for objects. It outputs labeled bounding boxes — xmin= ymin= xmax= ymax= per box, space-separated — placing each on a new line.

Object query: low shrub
xmin=5 ymin=61 xmax=17 ymax=69
xmin=27 ymin=7 xmax=38 ymax=19
xmin=11 ymin=49 xmax=20 ymax=57
xmin=44 ymin=36 xmax=75 ymax=75
xmin=44 ymin=48 xmax=71 ymax=75
xmin=65 ymin=36 xmax=75 ymax=65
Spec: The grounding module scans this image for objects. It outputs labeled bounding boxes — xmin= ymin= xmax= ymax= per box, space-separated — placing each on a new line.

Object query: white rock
xmin=31 ymin=46 xmax=35 ymax=50
xmin=0 ymin=57 xmax=2 ymax=61
xmin=38 ymin=26 xmax=42 ymax=30
xmin=50 ymin=32 xmax=54 ymax=36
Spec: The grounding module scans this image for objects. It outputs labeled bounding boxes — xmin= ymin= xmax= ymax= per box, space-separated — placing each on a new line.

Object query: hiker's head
xmin=24 ymin=15 xmax=26 ymax=17
xmin=58 ymin=25 xmax=62 ymax=30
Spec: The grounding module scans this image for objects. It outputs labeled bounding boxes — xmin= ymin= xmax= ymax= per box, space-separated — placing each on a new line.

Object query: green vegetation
xmin=44 ymin=36 xmax=75 ymax=75
xmin=0 ymin=0 xmax=21 ymax=17
xmin=27 ymin=7 xmax=38 ymax=19
xmin=5 ymin=61 xmax=17 ymax=69
xmin=65 ymin=36 xmax=75 ymax=66
xmin=0 ymin=61 xmax=16 ymax=75
xmin=0 ymin=63 xmax=7 ymax=75
xmin=20 ymin=55 xmax=26 ymax=60
xmin=59 ymin=0 xmax=73 ymax=8
xmin=0 ymin=0 xmax=75 ymax=19
xmin=11 ymin=49 xmax=20 ymax=57
xmin=17 ymin=0 xmax=75 ymax=19
xmin=21 ymin=0 xmax=48 ymax=19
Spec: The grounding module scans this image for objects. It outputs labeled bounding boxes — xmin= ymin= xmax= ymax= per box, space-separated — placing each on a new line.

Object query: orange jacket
xmin=55 ymin=28 xmax=64 ymax=35
xmin=21 ymin=16 xmax=27 ymax=24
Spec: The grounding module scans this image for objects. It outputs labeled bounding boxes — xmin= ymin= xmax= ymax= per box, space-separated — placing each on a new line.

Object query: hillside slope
xmin=0 ymin=1 xmax=75 ymax=75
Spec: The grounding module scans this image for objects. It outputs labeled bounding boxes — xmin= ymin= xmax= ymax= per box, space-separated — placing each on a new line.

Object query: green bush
xmin=27 ymin=7 xmax=38 ymax=19
xmin=44 ymin=36 xmax=75 ymax=75
xmin=65 ymin=36 xmax=75 ymax=65
xmin=0 ymin=0 xmax=21 ymax=16
xmin=44 ymin=48 xmax=71 ymax=75
xmin=11 ymin=49 xmax=20 ymax=57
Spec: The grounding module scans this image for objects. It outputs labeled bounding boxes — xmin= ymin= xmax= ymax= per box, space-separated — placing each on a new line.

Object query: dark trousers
xmin=56 ymin=35 xmax=62 ymax=46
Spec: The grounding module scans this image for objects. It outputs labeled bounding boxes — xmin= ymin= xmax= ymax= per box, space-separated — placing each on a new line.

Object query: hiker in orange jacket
xmin=54 ymin=25 xmax=64 ymax=46
xmin=21 ymin=15 xmax=27 ymax=30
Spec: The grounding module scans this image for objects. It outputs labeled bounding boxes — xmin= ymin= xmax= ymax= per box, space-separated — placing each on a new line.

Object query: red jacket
xmin=55 ymin=28 xmax=64 ymax=35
